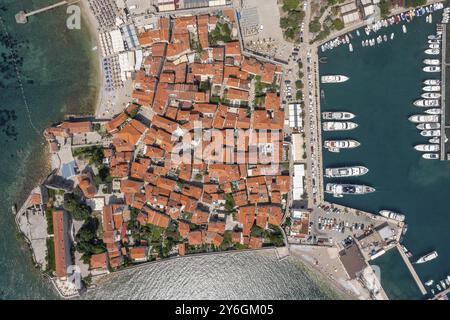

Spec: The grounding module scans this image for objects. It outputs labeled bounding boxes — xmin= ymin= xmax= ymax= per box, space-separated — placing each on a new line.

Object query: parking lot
xmin=309 ymin=203 xmax=382 ymax=245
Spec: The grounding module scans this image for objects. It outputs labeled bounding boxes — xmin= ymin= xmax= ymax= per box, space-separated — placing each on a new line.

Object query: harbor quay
xmin=299 ymin=1 xmax=450 ymax=299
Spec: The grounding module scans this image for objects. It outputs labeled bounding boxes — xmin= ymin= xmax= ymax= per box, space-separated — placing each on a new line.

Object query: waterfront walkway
xmin=396 ymin=244 xmax=427 ymax=295
xmin=440 ymin=23 xmax=447 ymax=160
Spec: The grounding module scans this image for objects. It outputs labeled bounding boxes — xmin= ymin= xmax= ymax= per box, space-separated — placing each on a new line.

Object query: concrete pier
xmin=431 ymin=286 xmax=450 ymax=300
xmin=15 ymin=1 xmax=72 ymax=24
xmin=440 ymin=23 xmax=446 ymax=160
xmin=396 ymin=244 xmax=427 ymax=295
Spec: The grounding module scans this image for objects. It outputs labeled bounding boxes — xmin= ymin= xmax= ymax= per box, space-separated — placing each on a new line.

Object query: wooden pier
xmin=396 ymin=244 xmax=427 ymax=295
xmin=440 ymin=23 xmax=446 ymax=160
xmin=15 ymin=1 xmax=77 ymax=24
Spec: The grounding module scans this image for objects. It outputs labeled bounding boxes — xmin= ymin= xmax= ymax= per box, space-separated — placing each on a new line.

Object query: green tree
xmin=379 ymin=0 xmax=390 ymax=17
xmin=75 ymin=217 xmax=105 ymax=263
xmin=280 ymin=17 xmax=289 ymax=29
xmin=224 ymin=193 xmax=236 ymax=212
xmin=282 ymin=0 xmax=300 ymax=11
xmin=405 ymin=0 xmax=426 ymax=7
xmin=309 ymin=19 xmax=321 ymax=33
xmin=332 ymin=19 xmax=344 ymax=31
xmin=63 ymin=195 xmax=91 ymax=221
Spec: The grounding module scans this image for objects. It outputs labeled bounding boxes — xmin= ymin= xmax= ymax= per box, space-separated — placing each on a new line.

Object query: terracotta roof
xmin=53 ymin=210 xmax=69 ymax=278
xmin=77 ymin=174 xmax=97 ymax=199
xmin=90 ymin=252 xmax=108 ymax=270
xmin=188 ymin=230 xmax=205 ymax=246
xmin=237 ymin=206 xmax=256 ymax=236
xmin=205 ymin=231 xmax=223 ymax=247
xmin=231 ymin=231 xmax=243 ymax=244
xmin=130 ymin=247 xmax=148 ymax=261
xmin=105 ymin=113 xmax=129 ymax=133
xmin=178 ymin=221 xmax=190 ymax=238
xmin=181 ymin=184 xmax=203 ymax=199
xmin=178 ymin=243 xmax=186 ymax=256
xmin=207 ymin=221 xmax=226 ymax=234
xmin=226 ymin=88 xmax=249 ymax=101
xmin=59 ymin=121 xmax=92 ymax=134
xmin=120 ymin=179 xmax=144 ymax=194
xmin=191 ymin=209 xmax=209 ymax=225
xmin=249 ymin=237 xmax=263 ymax=249
xmin=144 ymin=207 xmax=171 ymax=228
xmin=225 ymin=41 xmax=241 ymax=56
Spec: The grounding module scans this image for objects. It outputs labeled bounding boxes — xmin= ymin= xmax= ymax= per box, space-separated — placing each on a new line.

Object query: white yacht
xmin=423 ymin=153 xmax=439 ymax=159
xmin=420 ymin=129 xmax=441 ymax=137
xmin=423 ymin=85 xmax=441 ymax=92
xmin=421 ymin=92 xmax=441 ymax=99
xmin=425 ymin=280 xmax=435 ymax=286
xmin=321 ymin=75 xmax=349 ymax=83
xmin=424 ymin=108 xmax=442 ymax=115
xmin=423 ymin=66 xmax=441 ymax=72
xmin=414 ymin=144 xmax=440 ymax=152
xmin=322 ymin=121 xmax=358 ymax=131
xmin=423 ymin=59 xmax=440 ymax=65
xmin=325 ymin=166 xmax=369 ymax=178
xmin=325 ymin=183 xmax=376 ymax=198
xmin=424 ymin=79 xmax=440 ymax=85
xmin=416 ymin=122 xmax=440 ymax=130
xmin=429 ymin=137 xmax=440 ymax=144
xmin=379 ymin=210 xmax=405 ymax=222
xmin=413 ymin=99 xmax=439 ymax=107
xmin=322 ymin=111 xmax=355 ymax=120
xmin=324 ymin=139 xmax=360 ymax=152
xmin=415 ymin=251 xmax=438 ymax=264
xmin=409 ymin=115 xmax=439 ymax=123
xmin=429 ymin=43 xmax=440 ymax=49
xmin=425 ymin=48 xmax=440 ymax=55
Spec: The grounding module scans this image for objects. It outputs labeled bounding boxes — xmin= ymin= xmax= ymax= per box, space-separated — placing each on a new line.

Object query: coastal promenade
xmin=440 ymin=23 xmax=447 ymax=160
xmin=396 ymin=244 xmax=427 ymax=295
xmin=316 ymin=0 xmax=445 ymax=46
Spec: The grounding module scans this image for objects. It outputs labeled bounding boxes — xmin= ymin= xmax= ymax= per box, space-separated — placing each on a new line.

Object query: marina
xmin=319 ymin=3 xmax=450 ymax=299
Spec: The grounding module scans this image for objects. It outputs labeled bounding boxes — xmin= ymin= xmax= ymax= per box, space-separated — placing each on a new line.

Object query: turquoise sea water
xmin=0 ymin=0 xmax=97 ymax=299
xmin=319 ymin=11 xmax=450 ymax=299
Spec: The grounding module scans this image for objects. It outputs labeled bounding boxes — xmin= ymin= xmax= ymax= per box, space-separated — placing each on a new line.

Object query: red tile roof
xmin=53 ymin=210 xmax=69 ymax=278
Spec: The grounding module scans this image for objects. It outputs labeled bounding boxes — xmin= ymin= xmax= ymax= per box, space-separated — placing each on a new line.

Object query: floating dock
xmin=15 ymin=1 xmax=74 ymax=24
xmin=396 ymin=244 xmax=427 ymax=295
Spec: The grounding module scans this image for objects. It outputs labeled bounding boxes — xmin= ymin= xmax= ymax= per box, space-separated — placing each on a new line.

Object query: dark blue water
xmin=0 ymin=0 xmax=98 ymax=299
xmin=319 ymin=11 xmax=450 ymax=299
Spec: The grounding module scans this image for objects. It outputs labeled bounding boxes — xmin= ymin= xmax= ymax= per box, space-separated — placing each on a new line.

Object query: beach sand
xmin=290 ymin=245 xmax=369 ymax=300
xmin=79 ymin=0 xmax=105 ymax=117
